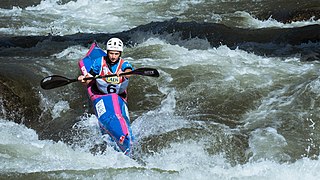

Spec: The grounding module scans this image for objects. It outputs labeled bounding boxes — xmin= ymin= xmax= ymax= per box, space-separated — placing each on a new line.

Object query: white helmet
xmin=106 ymin=38 xmax=123 ymax=52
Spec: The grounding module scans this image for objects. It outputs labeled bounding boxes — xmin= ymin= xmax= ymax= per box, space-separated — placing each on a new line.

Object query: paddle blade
xmin=40 ymin=75 xmax=77 ymax=90
xmin=131 ymin=68 xmax=160 ymax=77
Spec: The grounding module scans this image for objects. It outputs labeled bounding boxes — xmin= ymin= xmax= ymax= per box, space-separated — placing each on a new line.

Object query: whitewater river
xmin=1 ymin=0 xmax=320 ymax=179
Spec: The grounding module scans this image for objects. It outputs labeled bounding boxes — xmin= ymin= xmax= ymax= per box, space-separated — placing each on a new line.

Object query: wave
xmin=1 ymin=118 xmax=320 ymax=180
xmin=1 ymin=1 xmax=320 ymax=178
xmin=1 ymin=0 xmax=319 ymax=25
xmin=0 ymin=18 xmax=319 ymax=61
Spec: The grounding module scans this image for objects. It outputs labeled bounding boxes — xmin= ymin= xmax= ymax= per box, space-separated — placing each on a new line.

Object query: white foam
xmin=2 ymin=0 xmax=318 ymax=36
xmin=142 ymin=138 xmax=320 ymax=180
xmin=1 ymin=109 xmax=320 ymax=179
xmin=232 ymin=11 xmax=320 ymax=29
xmin=0 ymin=119 xmax=139 ymax=174
xmin=51 ymin=100 xmax=70 ymax=119
xmin=248 ymin=127 xmax=290 ymax=162
xmin=52 ymin=45 xmax=89 ymax=60
xmin=134 ymin=39 xmax=317 ymax=87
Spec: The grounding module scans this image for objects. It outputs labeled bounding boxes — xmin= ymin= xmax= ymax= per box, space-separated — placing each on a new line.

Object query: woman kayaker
xmin=78 ymin=38 xmax=133 ymax=99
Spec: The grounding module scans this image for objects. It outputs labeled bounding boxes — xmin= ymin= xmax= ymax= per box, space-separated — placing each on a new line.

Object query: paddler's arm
xmin=119 ymin=61 xmax=134 ymax=79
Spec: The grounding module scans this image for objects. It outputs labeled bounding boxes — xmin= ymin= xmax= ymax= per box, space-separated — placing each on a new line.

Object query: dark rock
xmin=0 ymin=19 xmax=319 ymax=60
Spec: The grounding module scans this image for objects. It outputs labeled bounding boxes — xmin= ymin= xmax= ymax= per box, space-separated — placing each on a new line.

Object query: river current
xmin=1 ymin=0 xmax=320 ymax=179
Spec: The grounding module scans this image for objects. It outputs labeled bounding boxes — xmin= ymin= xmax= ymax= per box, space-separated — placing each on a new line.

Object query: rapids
xmin=1 ymin=0 xmax=320 ymax=179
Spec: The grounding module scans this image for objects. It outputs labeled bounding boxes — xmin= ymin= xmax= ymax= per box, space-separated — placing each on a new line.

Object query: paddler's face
xmin=108 ymin=50 xmax=121 ymax=62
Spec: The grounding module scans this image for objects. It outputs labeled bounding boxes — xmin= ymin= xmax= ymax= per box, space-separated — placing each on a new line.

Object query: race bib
xmin=96 ymin=78 xmax=129 ymax=94
xmin=105 ymin=76 xmax=120 ymax=84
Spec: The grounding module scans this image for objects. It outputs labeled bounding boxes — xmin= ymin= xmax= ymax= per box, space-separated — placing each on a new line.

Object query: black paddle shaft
xmin=83 ymin=67 xmax=160 ymax=80
xmin=40 ymin=68 xmax=159 ymax=90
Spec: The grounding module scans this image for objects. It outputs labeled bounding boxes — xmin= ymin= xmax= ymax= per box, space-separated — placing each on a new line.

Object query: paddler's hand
xmin=78 ymin=75 xmax=86 ymax=83
xmin=121 ymin=69 xmax=132 ymax=79
xmin=78 ymin=74 xmax=93 ymax=84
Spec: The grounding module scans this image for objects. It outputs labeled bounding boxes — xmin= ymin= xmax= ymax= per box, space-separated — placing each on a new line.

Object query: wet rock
xmin=0 ymin=73 xmax=41 ymax=128
xmin=0 ymin=19 xmax=319 ymax=60
xmin=0 ymin=0 xmax=42 ymax=9
xmin=253 ymin=1 xmax=320 ymax=23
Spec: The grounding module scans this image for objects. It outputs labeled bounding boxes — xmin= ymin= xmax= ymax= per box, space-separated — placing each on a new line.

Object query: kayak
xmin=78 ymin=42 xmax=134 ymax=156
xmin=40 ymin=43 xmax=159 ymax=156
